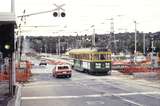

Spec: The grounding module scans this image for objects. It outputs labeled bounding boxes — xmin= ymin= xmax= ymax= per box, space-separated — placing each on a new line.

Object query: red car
xmin=52 ymin=64 xmax=72 ymax=78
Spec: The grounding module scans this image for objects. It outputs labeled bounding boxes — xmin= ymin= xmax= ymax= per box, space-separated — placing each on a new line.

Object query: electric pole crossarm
xmin=17 ymin=9 xmax=57 ymax=18
xmin=17 ymin=4 xmax=66 ymax=18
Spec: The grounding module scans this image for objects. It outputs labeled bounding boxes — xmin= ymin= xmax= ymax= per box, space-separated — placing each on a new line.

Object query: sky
xmin=1 ymin=0 xmax=160 ymax=36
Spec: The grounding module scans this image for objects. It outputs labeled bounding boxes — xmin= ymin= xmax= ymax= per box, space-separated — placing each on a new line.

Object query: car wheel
xmin=68 ymin=74 xmax=71 ymax=78
xmin=54 ymin=74 xmax=57 ymax=78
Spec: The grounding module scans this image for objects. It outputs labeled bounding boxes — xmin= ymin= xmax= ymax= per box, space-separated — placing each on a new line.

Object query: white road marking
xmin=113 ymin=91 xmax=160 ymax=96
xmin=21 ymin=91 xmax=160 ymax=100
xmin=23 ymin=84 xmax=79 ymax=88
xmin=21 ymin=95 xmax=102 ymax=100
xmin=86 ymin=101 xmax=105 ymax=105
xmin=145 ymin=94 xmax=160 ymax=100
xmin=118 ymin=96 xmax=143 ymax=106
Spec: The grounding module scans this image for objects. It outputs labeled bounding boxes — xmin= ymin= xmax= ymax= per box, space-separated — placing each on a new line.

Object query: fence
xmin=16 ymin=60 xmax=32 ymax=82
xmin=0 ymin=58 xmax=10 ymax=81
xmin=122 ymin=65 xmax=160 ymax=74
xmin=0 ymin=59 xmax=32 ymax=82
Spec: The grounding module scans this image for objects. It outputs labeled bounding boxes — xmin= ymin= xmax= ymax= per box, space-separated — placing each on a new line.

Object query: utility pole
xmin=134 ymin=21 xmax=137 ymax=54
xmin=151 ymin=37 xmax=154 ymax=53
xmin=106 ymin=18 xmax=116 ymax=52
xmin=58 ymin=36 xmax=61 ymax=56
xmin=143 ymin=33 xmax=146 ymax=55
xmin=110 ymin=18 xmax=116 ymax=52
xmin=109 ymin=18 xmax=116 ymax=53
xmin=106 ymin=15 xmax=123 ymax=53
xmin=92 ymin=28 xmax=96 ymax=47
xmin=45 ymin=44 xmax=47 ymax=55
xmin=91 ymin=25 xmax=95 ymax=48
xmin=151 ymin=37 xmax=154 ymax=67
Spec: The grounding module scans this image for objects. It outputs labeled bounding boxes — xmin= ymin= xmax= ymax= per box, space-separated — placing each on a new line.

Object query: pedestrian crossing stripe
xmin=21 ymin=91 xmax=160 ymax=100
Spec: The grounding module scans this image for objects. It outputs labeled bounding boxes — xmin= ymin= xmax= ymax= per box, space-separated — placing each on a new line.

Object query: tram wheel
xmin=107 ymin=71 xmax=111 ymax=75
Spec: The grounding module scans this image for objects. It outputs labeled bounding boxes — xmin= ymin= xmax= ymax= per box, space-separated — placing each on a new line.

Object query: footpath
xmin=0 ymin=82 xmax=21 ymax=106
xmin=0 ymin=81 xmax=11 ymax=106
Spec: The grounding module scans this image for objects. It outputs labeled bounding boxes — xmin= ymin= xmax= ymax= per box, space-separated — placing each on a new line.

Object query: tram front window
xmin=100 ymin=54 xmax=106 ymax=60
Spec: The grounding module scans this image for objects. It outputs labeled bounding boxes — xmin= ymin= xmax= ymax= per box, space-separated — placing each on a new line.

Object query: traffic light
xmin=0 ymin=24 xmax=14 ymax=58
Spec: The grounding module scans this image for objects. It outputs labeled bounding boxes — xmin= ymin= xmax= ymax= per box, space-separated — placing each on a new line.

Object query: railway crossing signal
xmin=53 ymin=4 xmax=66 ymax=17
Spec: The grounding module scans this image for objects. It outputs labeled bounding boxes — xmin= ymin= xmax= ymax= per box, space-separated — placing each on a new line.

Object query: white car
xmin=52 ymin=64 xmax=72 ymax=78
xmin=39 ymin=60 xmax=47 ymax=66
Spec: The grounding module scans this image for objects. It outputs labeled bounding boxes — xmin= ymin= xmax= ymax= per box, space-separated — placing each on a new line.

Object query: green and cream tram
xmin=69 ymin=48 xmax=112 ymax=75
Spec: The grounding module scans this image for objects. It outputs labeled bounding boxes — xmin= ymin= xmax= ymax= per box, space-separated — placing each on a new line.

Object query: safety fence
xmin=16 ymin=60 xmax=32 ymax=82
xmin=112 ymin=59 xmax=156 ymax=73
xmin=0 ymin=72 xmax=9 ymax=80
xmin=47 ymin=60 xmax=66 ymax=65
xmin=122 ymin=65 xmax=160 ymax=74
xmin=0 ymin=60 xmax=32 ymax=82
xmin=0 ymin=58 xmax=10 ymax=81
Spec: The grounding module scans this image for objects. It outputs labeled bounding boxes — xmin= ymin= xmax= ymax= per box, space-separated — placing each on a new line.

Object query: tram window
xmin=100 ymin=54 xmax=105 ymax=60
xmin=79 ymin=55 xmax=82 ymax=59
xmin=94 ymin=54 xmax=99 ymax=60
xmin=92 ymin=54 xmax=95 ymax=60
xmin=89 ymin=54 xmax=92 ymax=60
xmin=86 ymin=54 xmax=89 ymax=60
xmin=106 ymin=54 xmax=109 ymax=60
xmin=78 ymin=55 xmax=80 ymax=59
xmin=108 ymin=55 xmax=111 ymax=60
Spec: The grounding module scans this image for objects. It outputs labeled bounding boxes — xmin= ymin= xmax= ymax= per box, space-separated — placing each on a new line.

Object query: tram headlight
xmin=105 ymin=63 xmax=110 ymax=68
xmin=95 ymin=63 xmax=101 ymax=68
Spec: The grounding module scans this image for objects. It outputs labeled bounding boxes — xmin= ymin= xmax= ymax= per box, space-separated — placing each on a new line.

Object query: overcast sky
xmin=1 ymin=0 xmax=160 ymax=36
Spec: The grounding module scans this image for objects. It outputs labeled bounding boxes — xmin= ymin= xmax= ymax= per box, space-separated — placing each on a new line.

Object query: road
xmin=20 ymin=58 xmax=160 ymax=106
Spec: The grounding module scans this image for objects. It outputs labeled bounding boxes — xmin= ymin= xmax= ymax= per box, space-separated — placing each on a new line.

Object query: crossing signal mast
xmin=17 ymin=4 xmax=66 ymax=18
xmin=17 ymin=3 xmax=66 ymax=60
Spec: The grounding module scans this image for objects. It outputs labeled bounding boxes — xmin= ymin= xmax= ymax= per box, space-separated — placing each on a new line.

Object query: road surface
xmin=20 ymin=58 xmax=160 ymax=106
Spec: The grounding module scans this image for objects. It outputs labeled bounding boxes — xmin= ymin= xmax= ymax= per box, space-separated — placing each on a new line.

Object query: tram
xmin=69 ymin=48 xmax=112 ymax=75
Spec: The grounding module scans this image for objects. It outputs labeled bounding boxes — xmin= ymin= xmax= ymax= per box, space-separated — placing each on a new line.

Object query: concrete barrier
xmin=133 ymin=72 xmax=159 ymax=79
xmin=7 ymin=84 xmax=21 ymax=106
xmin=15 ymin=84 xmax=21 ymax=106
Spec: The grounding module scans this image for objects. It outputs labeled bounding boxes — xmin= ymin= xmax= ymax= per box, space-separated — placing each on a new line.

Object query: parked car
xmin=52 ymin=64 xmax=72 ymax=78
xmin=39 ymin=59 xmax=47 ymax=66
